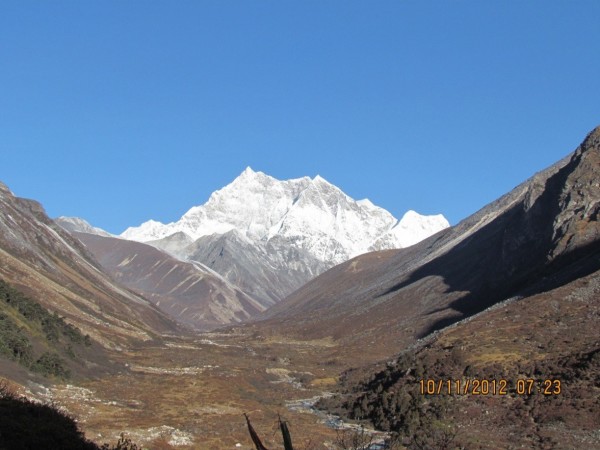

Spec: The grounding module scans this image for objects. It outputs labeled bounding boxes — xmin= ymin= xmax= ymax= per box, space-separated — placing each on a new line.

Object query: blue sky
xmin=1 ymin=1 xmax=599 ymax=234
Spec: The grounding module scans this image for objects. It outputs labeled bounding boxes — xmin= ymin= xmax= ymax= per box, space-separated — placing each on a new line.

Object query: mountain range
xmin=120 ymin=168 xmax=449 ymax=264
xmin=1 ymin=127 xmax=599 ymax=449
xmin=57 ymin=169 xmax=448 ymax=328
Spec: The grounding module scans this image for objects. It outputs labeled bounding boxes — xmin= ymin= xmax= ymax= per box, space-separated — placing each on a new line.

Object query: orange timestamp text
xmin=419 ymin=378 xmax=561 ymax=396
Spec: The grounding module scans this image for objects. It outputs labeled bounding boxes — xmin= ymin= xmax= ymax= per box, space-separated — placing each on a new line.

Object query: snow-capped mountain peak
xmin=393 ymin=210 xmax=450 ymax=247
xmin=120 ymin=169 xmax=449 ymax=265
xmin=242 ymin=166 xmax=255 ymax=175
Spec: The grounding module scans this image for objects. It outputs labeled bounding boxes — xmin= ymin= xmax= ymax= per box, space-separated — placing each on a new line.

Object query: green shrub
xmin=0 ymin=313 xmax=34 ymax=364
xmin=0 ymin=279 xmax=87 ymax=345
xmin=0 ymin=278 xmax=97 ymax=378
xmin=33 ymin=352 xmax=71 ymax=378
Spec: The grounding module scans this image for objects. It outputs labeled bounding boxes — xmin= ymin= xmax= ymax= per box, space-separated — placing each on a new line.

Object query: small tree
xmin=100 ymin=433 xmax=143 ymax=450
xmin=333 ymin=427 xmax=375 ymax=450
xmin=410 ymin=423 xmax=457 ymax=450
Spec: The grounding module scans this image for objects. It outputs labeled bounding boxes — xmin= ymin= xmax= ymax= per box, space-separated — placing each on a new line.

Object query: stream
xmin=286 ymin=394 xmax=389 ymax=449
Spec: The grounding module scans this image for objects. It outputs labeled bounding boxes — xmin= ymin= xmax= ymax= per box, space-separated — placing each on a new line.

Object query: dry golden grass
xmin=309 ymin=377 xmax=338 ymax=388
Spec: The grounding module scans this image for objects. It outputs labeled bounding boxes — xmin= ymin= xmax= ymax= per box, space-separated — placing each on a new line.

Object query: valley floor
xmin=36 ymin=330 xmax=350 ymax=450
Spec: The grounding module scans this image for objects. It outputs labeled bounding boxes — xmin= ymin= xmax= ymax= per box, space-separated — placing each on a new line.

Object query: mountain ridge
xmin=258 ymin=125 xmax=600 ymax=359
xmin=72 ymin=232 xmax=265 ymax=330
xmin=0 ymin=183 xmax=180 ymax=349
xmin=55 ymin=217 xmax=114 ymax=238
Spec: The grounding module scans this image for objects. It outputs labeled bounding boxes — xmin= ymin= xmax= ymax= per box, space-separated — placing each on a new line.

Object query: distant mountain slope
xmin=119 ymin=168 xmax=448 ymax=305
xmin=55 ymin=217 xmax=113 ymax=238
xmin=183 ymin=230 xmax=328 ymax=306
xmin=260 ymin=126 xmax=600 ymax=360
xmin=0 ymin=182 xmax=179 ymax=350
xmin=73 ymin=232 xmax=265 ymax=330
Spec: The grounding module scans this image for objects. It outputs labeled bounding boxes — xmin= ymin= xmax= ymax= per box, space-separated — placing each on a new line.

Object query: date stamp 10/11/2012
xmin=419 ymin=378 xmax=562 ymax=396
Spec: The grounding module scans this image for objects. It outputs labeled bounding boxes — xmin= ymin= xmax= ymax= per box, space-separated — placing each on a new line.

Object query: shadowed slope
xmin=324 ymin=267 xmax=600 ymax=449
xmin=259 ymin=126 xmax=600 ymax=360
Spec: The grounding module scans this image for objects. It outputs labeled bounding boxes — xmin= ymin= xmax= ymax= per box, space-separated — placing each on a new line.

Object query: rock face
xmin=549 ymin=129 xmax=600 ymax=257
xmin=0 ymin=183 xmax=179 ymax=347
xmin=120 ymin=168 xmax=449 ymax=304
xmin=183 ymin=230 xmax=328 ymax=307
xmin=260 ymin=126 xmax=600 ymax=358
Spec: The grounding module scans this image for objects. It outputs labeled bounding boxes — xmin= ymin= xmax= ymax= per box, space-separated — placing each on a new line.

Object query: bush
xmin=0 ymin=313 xmax=34 ymax=364
xmin=0 ymin=278 xmax=97 ymax=378
xmin=0 ymin=279 xmax=88 ymax=345
xmin=100 ymin=434 xmax=144 ymax=450
xmin=33 ymin=352 xmax=71 ymax=378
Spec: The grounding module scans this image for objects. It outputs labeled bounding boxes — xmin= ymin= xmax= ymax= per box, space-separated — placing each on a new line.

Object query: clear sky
xmin=1 ymin=1 xmax=599 ymax=234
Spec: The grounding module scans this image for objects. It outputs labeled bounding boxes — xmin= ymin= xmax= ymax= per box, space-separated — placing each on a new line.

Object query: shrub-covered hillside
xmin=0 ymin=278 xmax=101 ymax=379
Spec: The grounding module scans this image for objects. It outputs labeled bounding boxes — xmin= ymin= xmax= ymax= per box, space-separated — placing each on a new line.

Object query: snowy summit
xmin=121 ymin=167 xmax=449 ymax=266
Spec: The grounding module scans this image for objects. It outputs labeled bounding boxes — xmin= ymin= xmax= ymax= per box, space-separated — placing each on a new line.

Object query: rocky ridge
xmin=55 ymin=217 xmax=114 ymax=238
xmin=260 ymin=126 xmax=600 ymax=358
